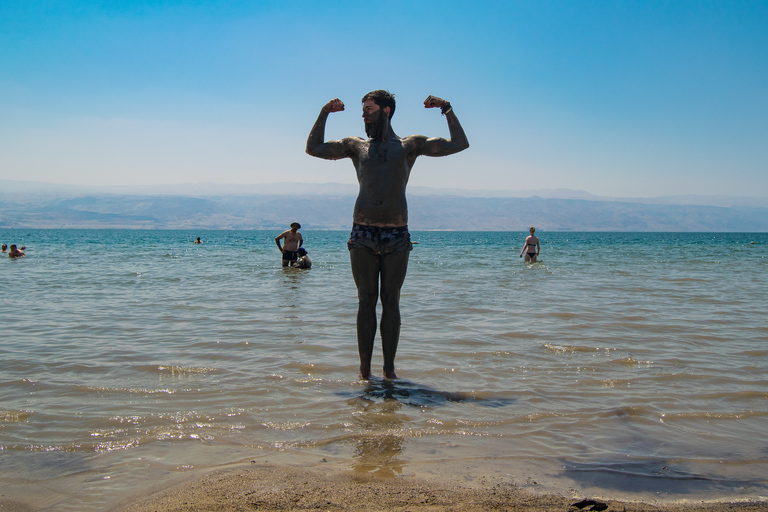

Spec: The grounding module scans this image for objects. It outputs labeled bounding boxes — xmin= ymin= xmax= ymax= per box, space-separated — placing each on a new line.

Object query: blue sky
xmin=1 ymin=0 xmax=766 ymax=197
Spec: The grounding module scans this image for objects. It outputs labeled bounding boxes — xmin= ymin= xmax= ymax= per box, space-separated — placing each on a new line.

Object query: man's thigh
xmin=380 ymin=250 xmax=409 ymax=295
xmin=349 ymin=248 xmax=380 ymax=295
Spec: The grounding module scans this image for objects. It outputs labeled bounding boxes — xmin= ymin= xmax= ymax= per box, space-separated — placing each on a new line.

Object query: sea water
xmin=1 ymin=229 xmax=766 ymax=510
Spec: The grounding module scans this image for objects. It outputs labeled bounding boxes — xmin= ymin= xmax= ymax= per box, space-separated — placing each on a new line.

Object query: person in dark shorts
xmin=275 ymin=222 xmax=303 ymax=267
xmin=306 ymin=90 xmax=469 ymax=379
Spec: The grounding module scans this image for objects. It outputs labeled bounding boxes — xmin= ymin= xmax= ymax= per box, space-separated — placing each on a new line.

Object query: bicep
xmin=307 ymin=138 xmax=356 ymax=161
xmin=409 ymin=135 xmax=463 ymax=158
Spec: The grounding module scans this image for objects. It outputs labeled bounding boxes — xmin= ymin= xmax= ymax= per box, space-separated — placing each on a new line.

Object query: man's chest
xmin=357 ymin=140 xmax=409 ymax=166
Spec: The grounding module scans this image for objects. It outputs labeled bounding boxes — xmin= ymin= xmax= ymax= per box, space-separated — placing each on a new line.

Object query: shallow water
xmin=1 ymin=229 xmax=767 ymax=510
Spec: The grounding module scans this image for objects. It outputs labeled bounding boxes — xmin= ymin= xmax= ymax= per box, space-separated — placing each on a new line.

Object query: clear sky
xmin=1 ymin=0 xmax=766 ymax=198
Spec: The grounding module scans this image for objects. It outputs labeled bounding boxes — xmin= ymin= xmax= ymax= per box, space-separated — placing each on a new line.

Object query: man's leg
xmin=350 ymin=248 xmax=380 ymax=379
xmin=379 ymin=250 xmax=409 ymax=379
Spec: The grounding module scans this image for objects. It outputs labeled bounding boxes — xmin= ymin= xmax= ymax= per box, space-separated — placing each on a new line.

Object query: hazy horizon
xmin=3 ymin=178 xmax=767 ymax=209
xmin=3 ymin=179 xmax=768 ymax=231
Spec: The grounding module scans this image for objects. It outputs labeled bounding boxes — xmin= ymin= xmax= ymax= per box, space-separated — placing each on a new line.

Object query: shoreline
xmin=113 ymin=462 xmax=768 ymax=512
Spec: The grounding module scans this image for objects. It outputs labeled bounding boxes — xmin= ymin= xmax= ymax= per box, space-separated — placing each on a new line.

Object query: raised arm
xmin=418 ymin=95 xmax=470 ymax=157
xmin=305 ymin=98 xmax=349 ymax=160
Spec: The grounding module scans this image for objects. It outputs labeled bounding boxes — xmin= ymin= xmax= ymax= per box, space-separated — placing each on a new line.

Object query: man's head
xmin=297 ymin=248 xmax=307 ymax=256
xmin=361 ymin=90 xmax=395 ymax=119
xmin=291 ymin=222 xmax=301 ymax=230
xmin=362 ymin=90 xmax=395 ymax=140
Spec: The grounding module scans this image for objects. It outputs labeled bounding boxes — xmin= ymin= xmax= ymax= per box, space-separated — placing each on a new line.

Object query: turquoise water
xmin=1 ymin=229 xmax=767 ymax=510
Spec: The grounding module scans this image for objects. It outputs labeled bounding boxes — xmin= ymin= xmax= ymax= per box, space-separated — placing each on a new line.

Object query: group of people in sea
xmin=275 ymin=222 xmax=311 ymax=269
xmin=193 ymin=222 xmax=314 ymax=270
xmin=2 ymin=243 xmax=26 ymax=258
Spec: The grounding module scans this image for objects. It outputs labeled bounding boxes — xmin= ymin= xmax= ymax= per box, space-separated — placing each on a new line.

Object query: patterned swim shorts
xmin=347 ymin=223 xmax=413 ymax=255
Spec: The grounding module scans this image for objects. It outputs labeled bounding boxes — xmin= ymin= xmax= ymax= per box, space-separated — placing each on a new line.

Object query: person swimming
xmin=8 ymin=244 xmax=25 ymax=258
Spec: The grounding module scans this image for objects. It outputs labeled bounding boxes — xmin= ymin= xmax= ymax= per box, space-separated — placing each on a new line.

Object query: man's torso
xmin=282 ymin=231 xmax=302 ymax=251
xmin=347 ymin=137 xmax=419 ymax=227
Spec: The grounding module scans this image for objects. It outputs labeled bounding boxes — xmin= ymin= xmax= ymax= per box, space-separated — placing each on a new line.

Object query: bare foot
xmin=383 ymin=369 xmax=397 ymax=380
xmin=359 ymin=363 xmax=371 ymax=380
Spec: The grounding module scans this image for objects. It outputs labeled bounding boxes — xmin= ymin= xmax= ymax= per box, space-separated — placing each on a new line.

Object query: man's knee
xmin=379 ymin=288 xmax=401 ymax=307
xmin=357 ymin=289 xmax=378 ymax=309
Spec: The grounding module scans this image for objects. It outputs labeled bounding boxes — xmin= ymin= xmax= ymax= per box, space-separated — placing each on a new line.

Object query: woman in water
xmin=520 ymin=227 xmax=540 ymax=263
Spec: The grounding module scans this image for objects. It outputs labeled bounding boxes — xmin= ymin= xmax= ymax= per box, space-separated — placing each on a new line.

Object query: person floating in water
xmin=292 ymin=247 xmax=312 ymax=269
xmin=194 ymin=237 xmax=203 ymax=244
xmin=306 ymin=90 xmax=469 ymax=380
xmin=1 ymin=244 xmax=7 ymax=253
xmin=8 ymin=244 xmax=25 ymax=258
xmin=520 ymin=227 xmax=540 ymax=263
xmin=275 ymin=222 xmax=303 ymax=267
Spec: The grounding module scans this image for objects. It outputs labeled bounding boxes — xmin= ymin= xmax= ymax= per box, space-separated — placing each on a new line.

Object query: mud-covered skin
xmin=306 ymin=94 xmax=469 ymax=378
xmin=306 ymin=95 xmax=469 ymax=227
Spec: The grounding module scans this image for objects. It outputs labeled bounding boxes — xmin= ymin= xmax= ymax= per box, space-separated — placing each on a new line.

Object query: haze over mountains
xmin=2 ymin=180 xmax=767 ymax=231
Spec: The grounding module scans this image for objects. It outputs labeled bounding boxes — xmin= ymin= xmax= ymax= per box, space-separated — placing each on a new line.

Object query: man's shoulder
xmin=326 ymin=136 xmax=366 ymax=155
xmin=401 ymin=134 xmax=428 ymax=147
xmin=339 ymin=136 xmax=366 ymax=145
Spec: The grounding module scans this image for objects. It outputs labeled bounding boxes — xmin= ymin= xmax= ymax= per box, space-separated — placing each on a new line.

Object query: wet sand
xmin=114 ymin=463 xmax=767 ymax=512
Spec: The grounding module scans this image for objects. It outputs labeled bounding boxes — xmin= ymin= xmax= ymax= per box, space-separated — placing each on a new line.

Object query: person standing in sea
xmin=275 ymin=222 xmax=304 ymax=267
xmin=520 ymin=226 xmax=540 ymax=262
xmin=306 ymin=90 xmax=469 ymax=380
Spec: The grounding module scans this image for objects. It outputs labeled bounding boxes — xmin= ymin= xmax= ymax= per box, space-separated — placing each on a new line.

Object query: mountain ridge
xmin=2 ymin=184 xmax=767 ymax=232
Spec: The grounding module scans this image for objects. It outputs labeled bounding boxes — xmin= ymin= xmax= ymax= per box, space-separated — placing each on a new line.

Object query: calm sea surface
xmin=1 ymin=229 xmax=767 ymax=510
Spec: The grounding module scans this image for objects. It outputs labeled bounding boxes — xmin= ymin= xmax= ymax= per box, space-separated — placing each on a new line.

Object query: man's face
xmin=362 ymin=99 xmax=388 ymax=140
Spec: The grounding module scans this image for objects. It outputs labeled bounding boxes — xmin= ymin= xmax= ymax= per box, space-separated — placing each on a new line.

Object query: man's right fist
xmin=324 ymin=98 xmax=345 ymax=113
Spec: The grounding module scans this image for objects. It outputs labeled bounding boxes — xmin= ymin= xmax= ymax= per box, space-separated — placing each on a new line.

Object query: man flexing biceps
xmin=306 ymin=90 xmax=469 ymax=379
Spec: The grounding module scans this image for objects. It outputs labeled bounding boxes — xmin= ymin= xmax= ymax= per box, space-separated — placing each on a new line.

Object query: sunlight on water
xmin=1 ymin=229 xmax=767 ymax=509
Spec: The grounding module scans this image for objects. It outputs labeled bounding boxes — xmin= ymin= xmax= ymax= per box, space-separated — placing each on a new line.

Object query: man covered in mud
xmin=306 ymin=90 xmax=469 ymax=380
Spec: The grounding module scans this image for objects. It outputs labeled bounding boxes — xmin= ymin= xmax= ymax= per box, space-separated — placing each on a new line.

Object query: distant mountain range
xmin=1 ymin=180 xmax=767 ymax=231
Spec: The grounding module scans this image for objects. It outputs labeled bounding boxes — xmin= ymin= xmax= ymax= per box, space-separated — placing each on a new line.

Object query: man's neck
xmin=371 ymin=126 xmax=398 ymax=142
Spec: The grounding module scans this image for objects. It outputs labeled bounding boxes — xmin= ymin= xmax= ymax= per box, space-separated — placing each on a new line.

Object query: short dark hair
xmin=362 ymin=90 xmax=395 ymax=119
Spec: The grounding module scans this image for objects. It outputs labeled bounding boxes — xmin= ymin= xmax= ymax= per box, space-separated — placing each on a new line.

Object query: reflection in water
xmin=344 ymin=380 xmax=516 ymax=478
xmin=348 ymin=395 xmax=407 ymax=477
xmin=278 ymin=267 xmax=307 ymax=314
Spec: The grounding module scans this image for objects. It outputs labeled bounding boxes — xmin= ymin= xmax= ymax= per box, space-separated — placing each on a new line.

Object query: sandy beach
xmin=110 ymin=463 xmax=768 ymax=512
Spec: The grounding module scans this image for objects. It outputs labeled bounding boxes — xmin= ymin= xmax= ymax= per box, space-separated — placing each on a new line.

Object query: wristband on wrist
xmin=440 ymin=102 xmax=452 ymax=115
